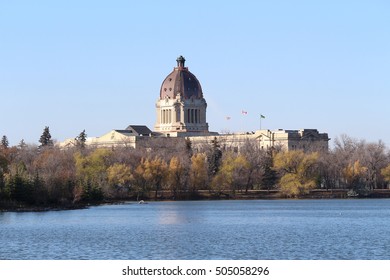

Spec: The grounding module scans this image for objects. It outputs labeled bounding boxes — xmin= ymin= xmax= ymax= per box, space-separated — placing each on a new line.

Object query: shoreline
xmin=2 ymin=189 xmax=390 ymax=212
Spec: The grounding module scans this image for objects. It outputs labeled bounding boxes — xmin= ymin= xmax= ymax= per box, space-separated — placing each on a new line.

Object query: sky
xmin=1 ymin=0 xmax=389 ymax=147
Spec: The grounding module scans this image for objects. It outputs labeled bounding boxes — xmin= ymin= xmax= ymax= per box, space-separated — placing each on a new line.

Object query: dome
xmin=160 ymin=56 xmax=203 ymax=100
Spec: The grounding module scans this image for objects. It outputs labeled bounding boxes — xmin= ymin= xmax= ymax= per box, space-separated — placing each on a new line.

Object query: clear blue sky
xmin=1 ymin=0 xmax=389 ymax=146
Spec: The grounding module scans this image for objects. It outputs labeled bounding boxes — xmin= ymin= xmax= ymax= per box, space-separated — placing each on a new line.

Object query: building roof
xmin=160 ymin=56 xmax=203 ymax=100
xmin=125 ymin=125 xmax=153 ymax=136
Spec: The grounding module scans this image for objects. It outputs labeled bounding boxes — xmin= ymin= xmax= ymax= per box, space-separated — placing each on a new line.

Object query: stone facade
xmin=59 ymin=56 xmax=330 ymax=151
xmin=186 ymin=129 xmax=329 ymax=152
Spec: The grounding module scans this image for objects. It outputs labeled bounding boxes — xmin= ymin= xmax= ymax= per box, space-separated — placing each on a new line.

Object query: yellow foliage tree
xmin=381 ymin=165 xmax=390 ymax=182
xmin=343 ymin=160 xmax=367 ymax=190
xmin=142 ymin=157 xmax=168 ymax=199
xmin=189 ymin=153 xmax=208 ymax=193
xmin=132 ymin=158 xmax=149 ymax=201
xmin=273 ymin=150 xmax=319 ymax=197
xmin=381 ymin=164 xmax=390 ymax=184
xmin=211 ymin=153 xmax=250 ymax=195
xmin=107 ymin=163 xmax=132 ymax=198
xmin=74 ymin=148 xmax=112 ymax=201
xmin=167 ymin=156 xmax=186 ymax=199
xmin=108 ymin=163 xmax=132 ymax=186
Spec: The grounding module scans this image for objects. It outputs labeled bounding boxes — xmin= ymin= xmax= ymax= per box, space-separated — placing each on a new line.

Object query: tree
xmin=323 ymin=135 xmax=360 ymax=190
xmin=18 ymin=139 xmax=27 ymax=149
xmin=0 ymin=152 xmax=9 ymax=199
xmin=211 ymin=153 xmax=250 ymax=196
xmin=5 ymin=161 xmax=34 ymax=204
xmin=273 ymin=150 xmax=319 ymax=197
xmin=185 ymin=137 xmax=193 ymax=158
xmin=142 ymin=157 xmax=168 ymax=199
xmin=381 ymin=164 xmax=390 ymax=186
xmin=360 ymin=141 xmax=388 ymax=190
xmin=343 ymin=160 xmax=367 ymax=191
xmin=261 ymin=152 xmax=278 ymax=191
xmin=189 ymin=153 xmax=209 ymax=194
xmin=107 ymin=163 xmax=132 ymax=198
xmin=166 ymin=156 xmax=186 ymax=199
xmin=132 ymin=158 xmax=149 ymax=201
xmin=74 ymin=149 xmax=112 ymax=202
xmin=32 ymin=147 xmax=76 ymax=204
xmin=330 ymin=135 xmax=389 ymax=192
xmin=240 ymin=139 xmax=274 ymax=192
xmin=39 ymin=126 xmax=53 ymax=147
xmin=75 ymin=130 xmax=87 ymax=149
xmin=207 ymin=137 xmax=222 ymax=177
xmin=1 ymin=135 xmax=9 ymax=149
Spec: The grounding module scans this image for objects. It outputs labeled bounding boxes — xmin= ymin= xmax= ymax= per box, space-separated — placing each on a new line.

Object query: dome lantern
xmin=176 ymin=55 xmax=186 ymax=68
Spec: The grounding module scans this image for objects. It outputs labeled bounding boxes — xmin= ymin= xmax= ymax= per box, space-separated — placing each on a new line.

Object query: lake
xmin=1 ymin=199 xmax=390 ymax=260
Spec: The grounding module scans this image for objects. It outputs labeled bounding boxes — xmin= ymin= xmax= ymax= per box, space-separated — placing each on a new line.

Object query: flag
xmin=241 ymin=110 xmax=248 ymax=115
xmin=260 ymin=114 xmax=266 ymax=119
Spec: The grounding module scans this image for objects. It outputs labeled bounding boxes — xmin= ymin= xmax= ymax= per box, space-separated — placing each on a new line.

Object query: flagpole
xmin=260 ymin=114 xmax=265 ymax=130
xmin=260 ymin=115 xmax=262 ymax=130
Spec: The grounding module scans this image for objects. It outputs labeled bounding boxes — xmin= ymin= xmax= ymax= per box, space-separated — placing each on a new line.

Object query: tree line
xmin=1 ymin=127 xmax=390 ymax=210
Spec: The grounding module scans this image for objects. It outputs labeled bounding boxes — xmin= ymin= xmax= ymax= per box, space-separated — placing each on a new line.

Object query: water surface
xmin=1 ymin=199 xmax=390 ymax=259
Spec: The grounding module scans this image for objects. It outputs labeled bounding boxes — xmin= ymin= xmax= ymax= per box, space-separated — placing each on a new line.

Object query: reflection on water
xmin=1 ymin=199 xmax=390 ymax=260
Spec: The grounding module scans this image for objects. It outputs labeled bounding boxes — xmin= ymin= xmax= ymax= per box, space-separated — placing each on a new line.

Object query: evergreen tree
xmin=18 ymin=139 xmax=27 ymax=149
xmin=185 ymin=137 xmax=193 ymax=158
xmin=262 ymin=159 xmax=278 ymax=191
xmin=208 ymin=137 xmax=223 ymax=177
xmin=75 ymin=129 xmax=87 ymax=148
xmin=1 ymin=135 xmax=9 ymax=149
xmin=39 ymin=126 xmax=53 ymax=147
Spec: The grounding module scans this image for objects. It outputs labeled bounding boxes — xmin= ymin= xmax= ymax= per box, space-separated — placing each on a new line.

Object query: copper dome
xmin=160 ymin=56 xmax=203 ymax=100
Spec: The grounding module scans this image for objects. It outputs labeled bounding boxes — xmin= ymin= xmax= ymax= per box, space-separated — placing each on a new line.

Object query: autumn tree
xmin=33 ymin=147 xmax=76 ymax=204
xmin=360 ymin=141 xmax=388 ymax=190
xmin=189 ymin=153 xmax=209 ymax=194
xmin=329 ymin=135 xmax=388 ymax=192
xmin=74 ymin=149 xmax=112 ymax=202
xmin=239 ymin=139 xmax=274 ymax=192
xmin=132 ymin=158 xmax=149 ymax=201
xmin=107 ymin=163 xmax=132 ymax=199
xmin=142 ymin=157 xmax=168 ymax=199
xmin=381 ymin=164 xmax=390 ymax=187
xmin=211 ymin=152 xmax=250 ymax=196
xmin=166 ymin=156 xmax=186 ymax=199
xmin=273 ymin=150 xmax=319 ymax=197
xmin=343 ymin=160 xmax=368 ymax=191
